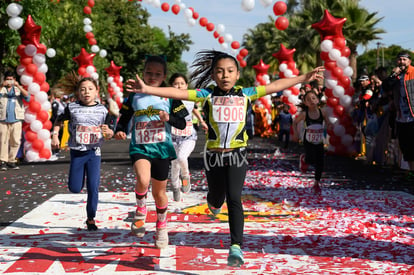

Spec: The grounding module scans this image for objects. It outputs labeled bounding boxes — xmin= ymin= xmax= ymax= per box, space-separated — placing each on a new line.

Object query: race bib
xmin=212 ymin=96 xmax=245 ymax=123
xmin=305 ymin=124 xmax=324 ymax=144
xmin=135 ymin=120 xmax=166 ymax=144
xmin=171 ymin=121 xmax=193 ymax=136
xmin=75 ymin=125 xmax=102 ymax=145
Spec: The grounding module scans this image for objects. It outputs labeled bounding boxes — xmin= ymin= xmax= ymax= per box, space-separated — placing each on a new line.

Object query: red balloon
xmin=199 ymin=17 xmax=208 ymax=27
xmin=20 ymin=57 xmax=33 ymax=66
xmin=239 ymin=59 xmax=247 ymax=68
xmin=275 ymin=16 xmax=289 ymax=31
xmin=85 ymin=32 xmax=94 ymax=39
xmin=320 ymin=51 xmax=332 ymax=62
xmin=332 ymin=66 xmax=343 ymax=78
xmin=34 ymin=72 xmax=46 ymax=84
xmin=29 ymin=101 xmax=41 ymax=113
xmin=78 ymin=67 xmax=87 ymax=76
xmin=192 ymin=11 xmax=199 ymax=19
xmin=291 ymin=87 xmax=300 ymax=96
xmin=26 ymin=64 xmax=38 ymax=76
xmin=87 ymin=0 xmax=95 ymax=7
xmin=289 ymin=105 xmax=297 ymax=115
xmin=218 ymin=36 xmax=224 ymax=44
xmin=327 ymin=97 xmax=339 ymax=107
xmin=25 ymin=130 xmax=37 ymax=143
xmin=213 ymin=31 xmax=220 ymax=38
xmin=256 ymin=75 xmax=264 ymax=83
xmin=339 ymin=75 xmax=351 ymax=88
xmin=231 ymin=41 xmax=240 ymax=49
xmin=22 ymin=122 xmax=30 ymax=132
xmin=324 ymin=61 xmax=336 ymax=71
xmin=43 ymin=120 xmax=52 ymax=130
xmin=206 ymin=23 xmax=215 ymax=32
xmin=88 ymin=38 xmax=97 ymax=45
xmin=39 ymin=148 xmax=51 ymax=159
xmin=83 ymin=6 xmax=92 ymax=14
xmin=32 ymin=139 xmax=44 ymax=152
xmin=236 ymin=54 xmax=243 ymax=61
xmin=37 ymin=110 xmax=49 ymax=123
xmin=16 ymin=45 xmax=26 ymax=56
xmin=171 ymin=4 xmax=180 ymax=15
xmin=40 ymin=82 xmax=50 ymax=93
xmin=341 ymin=47 xmax=351 ymax=57
xmin=273 ymin=1 xmax=287 ymax=16
xmin=161 ymin=2 xmax=169 ymax=12
xmin=333 ymin=37 xmax=346 ymax=49
xmin=334 ymin=105 xmax=344 ymax=117
xmin=324 ymin=88 xmax=333 ymax=98
xmin=239 ymin=48 xmax=248 ymax=57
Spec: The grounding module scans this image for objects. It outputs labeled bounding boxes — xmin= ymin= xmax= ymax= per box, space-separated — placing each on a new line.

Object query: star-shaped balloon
xmin=312 ymin=9 xmax=347 ymax=40
xmin=252 ymin=60 xmax=270 ymax=75
xmin=272 ymin=44 xmax=296 ymax=63
xmin=73 ymin=48 xmax=96 ymax=67
xmin=105 ymin=61 xmax=122 ymax=76
xmin=19 ymin=15 xmax=46 ymax=53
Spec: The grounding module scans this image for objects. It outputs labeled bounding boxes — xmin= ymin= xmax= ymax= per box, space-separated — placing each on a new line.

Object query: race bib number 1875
xmin=135 ymin=120 xmax=166 ymax=144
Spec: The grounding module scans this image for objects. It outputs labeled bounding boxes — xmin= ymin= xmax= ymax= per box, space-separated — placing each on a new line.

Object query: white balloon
xmin=283 ymin=89 xmax=292 ymax=97
xmin=216 ymin=24 xmax=225 ymax=34
xmin=333 ymin=85 xmax=345 ymax=98
xmin=184 ymin=8 xmax=193 ymax=18
xmin=41 ymin=101 xmax=51 ymax=111
xmin=6 ymin=3 xmax=23 ymax=17
xmin=91 ymin=72 xmax=99 ymax=80
xmin=339 ymin=94 xmax=352 ymax=107
xmin=152 ymin=0 xmax=161 ymax=8
xmin=107 ymin=76 xmax=114 ymax=83
xmin=99 ymin=49 xmax=107 ymax=58
xmin=343 ymin=66 xmax=353 ymax=77
xmin=334 ymin=124 xmax=346 ymax=136
xmin=279 ymin=63 xmax=288 ymax=72
xmin=37 ymin=129 xmax=51 ymax=141
xmin=28 ymin=83 xmax=41 ymax=95
xmin=30 ymin=120 xmax=43 ymax=132
xmin=328 ymin=48 xmax=341 ymax=61
xmin=16 ymin=65 xmax=25 ymax=76
xmin=25 ymin=150 xmax=39 ymax=162
xmin=8 ymin=17 xmax=24 ymax=30
xmin=224 ymin=33 xmax=233 ymax=43
xmin=320 ymin=40 xmax=333 ymax=52
xmin=83 ymin=18 xmax=92 ymax=25
xmin=284 ymin=69 xmax=293 ymax=78
xmin=187 ymin=18 xmax=196 ymax=27
xmin=262 ymin=74 xmax=270 ymax=82
xmin=83 ymin=24 xmax=93 ymax=33
xmin=119 ymin=76 xmax=124 ymax=82
xmin=259 ymin=0 xmax=273 ymax=7
xmin=220 ymin=42 xmax=229 ymax=50
xmin=35 ymin=91 xmax=48 ymax=104
xmin=179 ymin=3 xmax=185 ymax=9
xmin=91 ymin=45 xmax=100 ymax=53
xmin=86 ymin=65 xmax=95 ymax=74
xmin=337 ymin=56 xmax=349 ymax=69
xmin=325 ymin=79 xmax=338 ymax=89
xmin=46 ymin=48 xmax=56 ymax=58
xmin=24 ymin=44 xmax=37 ymax=56
xmin=328 ymin=115 xmax=338 ymax=125
xmin=111 ymin=82 xmax=117 ymax=89
xmin=174 ymin=0 xmax=181 ymax=4
xmin=37 ymin=63 xmax=48 ymax=74
xmin=20 ymin=74 xmax=33 ymax=86
xmin=44 ymin=139 xmax=52 ymax=150
xmin=114 ymin=86 xmax=121 ymax=93
xmin=241 ymin=0 xmax=255 ymax=11
xmin=24 ymin=142 xmax=32 ymax=151
xmin=33 ymin=54 xmax=46 ymax=66
xmin=24 ymin=112 xmax=37 ymax=123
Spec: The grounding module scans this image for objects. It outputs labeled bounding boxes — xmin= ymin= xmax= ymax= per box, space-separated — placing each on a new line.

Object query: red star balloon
xmin=252 ymin=60 xmax=270 ymax=75
xmin=312 ymin=9 xmax=347 ymax=40
xmin=19 ymin=15 xmax=46 ymax=53
xmin=272 ymin=44 xmax=296 ymax=63
xmin=73 ymin=48 xmax=96 ymax=67
xmin=105 ymin=61 xmax=122 ymax=76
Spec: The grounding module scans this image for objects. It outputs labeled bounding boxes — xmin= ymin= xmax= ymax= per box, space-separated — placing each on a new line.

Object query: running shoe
xmin=85 ymin=219 xmax=98 ymax=231
xmin=172 ymin=188 xmax=181 ymax=202
xmin=313 ymin=181 xmax=321 ymax=195
xmin=299 ymin=154 xmax=308 ymax=173
xmin=207 ymin=201 xmax=221 ymax=217
xmin=131 ymin=207 xmax=146 ymax=237
xmin=181 ymin=176 xmax=191 ymax=193
xmin=155 ymin=221 xmax=169 ymax=249
xmin=0 ymin=162 xmax=7 ymax=171
xmin=227 ymin=244 xmax=244 ymax=267
xmin=7 ymin=162 xmax=19 ymax=170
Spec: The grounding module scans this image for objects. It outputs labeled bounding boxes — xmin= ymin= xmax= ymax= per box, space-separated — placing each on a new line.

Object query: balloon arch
xmin=5 ymin=0 xmax=355 ymax=161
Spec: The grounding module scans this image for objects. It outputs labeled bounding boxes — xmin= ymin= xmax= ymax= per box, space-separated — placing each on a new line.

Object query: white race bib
xmin=305 ymin=124 xmax=324 ymax=144
xmin=212 ymin=96 xmax=245 ymax=123
xmin=135 ymin=120 xmax=166 ymax=144
xmin=171 ymin=121 xmax=193 ymax=136
xmin=75 ymin=125 xmax=102 ymax=145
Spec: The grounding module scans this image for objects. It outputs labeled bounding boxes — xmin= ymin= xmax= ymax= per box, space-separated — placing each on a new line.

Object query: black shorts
xmin=130 ymin=153 xmax=170 ymax=181
xmin=397 ymin=121 xmax=414 ymax=161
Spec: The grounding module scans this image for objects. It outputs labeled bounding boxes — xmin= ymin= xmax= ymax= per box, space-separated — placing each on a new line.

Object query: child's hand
xmin=158 ymin=110 xmax=169 ymax=122
xmin=101 ymin=125 xmax=113 ymax=140
xmin=126 ymin=74 xmax=147 ymax=94
xmin=51 ymin=135 xmax=60 ymax=149
xmin=114 ymin=131 xmax=127 ymax=140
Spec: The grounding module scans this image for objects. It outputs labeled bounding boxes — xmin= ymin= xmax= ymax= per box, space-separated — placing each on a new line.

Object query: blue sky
xmin=145 ymin=0 xmax=414 ymax=66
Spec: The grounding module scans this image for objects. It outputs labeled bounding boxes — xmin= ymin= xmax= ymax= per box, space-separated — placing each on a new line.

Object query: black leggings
xmin=205 ymin=149 xmax=247 ymax=247
xmin=303 ymin=140 xmax=324 ymax=181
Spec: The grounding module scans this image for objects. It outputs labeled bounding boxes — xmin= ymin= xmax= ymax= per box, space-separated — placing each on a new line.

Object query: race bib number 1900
xmin=135 ymin=121 xmax=166 ymax=144
xmin=212 ymin=96 xmax=245 ymax=123
xmin=76 ymin=125 xmax=102 ymax=145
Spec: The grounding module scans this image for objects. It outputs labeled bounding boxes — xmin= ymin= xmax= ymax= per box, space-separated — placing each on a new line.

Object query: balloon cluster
xmin=253 ymin=60 xmax=273 ymax=128
xmin=6 ymin=3 xmax=24 ymax=31
xmin=105 ymin=61 xmax=124 ymax=109
xmin=241 ymin=0 xmax=273 ymax=11
xmin=272 ymin=1 xmax=289 ymax=31
xmin=73 ymin=48 xmax=98 ymax=80
xmin=312 ymin=10 xmax=356 ymax=155
xmin=273 ymin=44 xmax=300 ymax=115
xmin=146 ymin=0 xmax=250 ymax=67
xmin=82 ymin=0 xmax=108 ymax=59
xmin=16 ymin=16 xmax=53 ymax=161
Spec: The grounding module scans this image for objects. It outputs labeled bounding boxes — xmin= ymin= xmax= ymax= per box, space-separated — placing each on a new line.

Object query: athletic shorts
xmin=130 ymin=153 xmax=170 ymax=181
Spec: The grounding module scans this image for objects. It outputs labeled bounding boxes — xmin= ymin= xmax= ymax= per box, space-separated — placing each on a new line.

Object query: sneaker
xmin=227 ymin=244 xmax=244 ymax=267
xmin=207 ymin=201 xmax=221 ymax=217
xmin=49 ymin=154 xmax=59 ymax=161
xmin=0 ymin=162 xmax=7 ymax=171
xmin=181 ymin=177 xmax=191 ymax=193
xmin=313 ymin=181 xmax=321 ymax=195
xmin=131 ymin=207 xmax=147 ymax=237
xmin=7 ymin=162 xmax=19 ymax=170
xmin=299 ymin=154 xmax=308 ymax=173
xmin=86 ymin=219 xmax=98 ymax=231
xmin=172 ymin=188 xmax=181 ymax=202
xmin=155 ymin=223 xmax=169 ymax=249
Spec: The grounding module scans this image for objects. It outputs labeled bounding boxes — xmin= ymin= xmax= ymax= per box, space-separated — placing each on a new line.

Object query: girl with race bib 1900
xmin=114 ymin=55 xmax=188 ymax=249
xmin=125 ymin=50 xmax=324 ymax=267
xmin=51 ymin=77 xmax=114 ymax=231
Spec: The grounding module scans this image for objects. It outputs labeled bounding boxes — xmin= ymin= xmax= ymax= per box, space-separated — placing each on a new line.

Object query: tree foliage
xmin=0 ymin=0 xmax=192 ymax=89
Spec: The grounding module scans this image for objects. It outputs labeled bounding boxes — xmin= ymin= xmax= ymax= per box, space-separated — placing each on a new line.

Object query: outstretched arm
xmin=126 ymin=74 xmax=190 ymax=100
xmin=264 ymin=67 xmax=324 ymax=95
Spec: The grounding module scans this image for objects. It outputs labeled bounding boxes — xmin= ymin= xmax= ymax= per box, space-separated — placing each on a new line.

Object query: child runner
xmin=168 ymin=72 xmax=208 ymax=201
xmin=126 ymin=50 xmax=323 ymax=266
xmin=51 ymin=77 xmax=114 ymax=231
xmin=292 ymin=90 xmax=330 ymax=195
xmin=114 ymin=56 xmax=188 ymax=249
